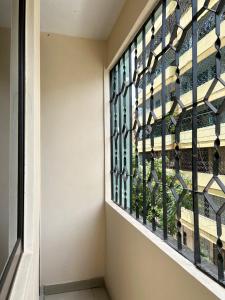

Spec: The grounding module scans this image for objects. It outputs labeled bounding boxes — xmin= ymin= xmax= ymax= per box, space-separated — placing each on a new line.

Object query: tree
xmin=132 ymin=154 xmax=192 ymax=236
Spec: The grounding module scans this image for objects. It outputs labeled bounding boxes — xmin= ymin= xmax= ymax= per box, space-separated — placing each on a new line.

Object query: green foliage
xmin=132 ymin=154 xmax=192 ymax=236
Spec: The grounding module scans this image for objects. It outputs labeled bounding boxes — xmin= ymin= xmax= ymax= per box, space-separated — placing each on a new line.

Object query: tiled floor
xmin=45 ymin=288 xmax=109 ymax=300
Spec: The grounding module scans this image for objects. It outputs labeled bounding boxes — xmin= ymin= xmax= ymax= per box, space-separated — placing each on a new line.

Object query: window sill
xmin=9 ymin=252 xmax=34 ymax=300
xmin=106 ymin=199 xmax=225 ymax=300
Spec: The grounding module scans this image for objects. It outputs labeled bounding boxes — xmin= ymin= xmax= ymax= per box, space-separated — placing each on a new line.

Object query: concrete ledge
xmin=106 ymin=200 xmax=225 ymax=300
xmin=43 ymin=277 xmax=105 ymax=296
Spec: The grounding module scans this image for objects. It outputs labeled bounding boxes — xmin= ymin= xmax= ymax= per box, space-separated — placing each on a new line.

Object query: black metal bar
xmin=161 ymin=0 xmax=167 ymax=240
xmin=122 ymin=54 xmax=127 ymax=210
xmin=110 ymin=71 xmax=114 ymax=201
xmin=214 ymin=5 xmax=224 ymax=283
xmin=114 ymin=68 xmax=120 ymax=204
xmin=129 ymin=46 xmax=133 ymax=214
xmin=149 ymin=12 xmax=157 ymax=232
xmin=192 ymin=0 xmax=201 ymax=265
xmin=118 ymin=62 xmax=123 ymax=206
xmin=134 ymin=37 xmax=140 ymax=219
xmin=174 ymin=0 xmax=183 ymax=251
xmin=142 ymin=28 xmax=147 ymax=224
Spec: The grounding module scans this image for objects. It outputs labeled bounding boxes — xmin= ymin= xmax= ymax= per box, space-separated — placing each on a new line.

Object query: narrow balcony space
xmin=1 ymin=0 xmax=225 ymax=299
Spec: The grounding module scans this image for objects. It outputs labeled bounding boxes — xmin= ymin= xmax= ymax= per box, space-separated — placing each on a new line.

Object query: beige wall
xmin=41 ymin=33 xmax=106 ymax=285
xmin=105 ymin=202 xmax=224 ymax=300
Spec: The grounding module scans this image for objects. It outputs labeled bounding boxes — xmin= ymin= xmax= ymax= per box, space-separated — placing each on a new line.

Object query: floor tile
xmin=92 ymin=288 xmax=109 ymax=300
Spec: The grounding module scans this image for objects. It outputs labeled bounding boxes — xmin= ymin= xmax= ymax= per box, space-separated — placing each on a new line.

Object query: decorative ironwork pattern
xmin=110 ymin=0 xmax=225 ymax=286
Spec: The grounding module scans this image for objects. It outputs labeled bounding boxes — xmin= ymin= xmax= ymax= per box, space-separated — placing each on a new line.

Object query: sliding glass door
xmin=0 ymin=0 xmax=25 ymax=298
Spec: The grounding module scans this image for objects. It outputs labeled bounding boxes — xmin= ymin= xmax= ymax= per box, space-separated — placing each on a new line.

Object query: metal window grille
xmin=110 ymin=0 xmax=225 ymax=286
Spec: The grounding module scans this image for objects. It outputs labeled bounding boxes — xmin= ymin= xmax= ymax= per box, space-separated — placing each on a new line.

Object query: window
xmin=0 ymin=0 xmax=25 ymax=298
xmin=183 ymin=231 xmax=187 ymax=246
xmin=110 ymin=0 xmax=225 ymax=286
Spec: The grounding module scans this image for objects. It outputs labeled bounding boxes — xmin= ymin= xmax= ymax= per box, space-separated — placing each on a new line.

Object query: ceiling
xmin=41 ymin=0 xmax=126 ymax=40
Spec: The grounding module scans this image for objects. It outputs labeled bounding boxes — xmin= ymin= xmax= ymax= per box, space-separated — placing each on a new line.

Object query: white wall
xmin=41 ymin=33 xmax=106 ymax=285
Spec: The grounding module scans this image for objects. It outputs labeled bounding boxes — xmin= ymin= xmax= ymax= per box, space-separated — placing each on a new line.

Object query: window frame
xmin=109 ymin=0 xmax=225 ymax=288
xmin=0 ymin=0 xmax=26 ymax=298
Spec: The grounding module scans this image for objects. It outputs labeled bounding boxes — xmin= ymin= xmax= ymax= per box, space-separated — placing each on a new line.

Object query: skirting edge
xmin=42 ymin=277 xmax=105 ymax=296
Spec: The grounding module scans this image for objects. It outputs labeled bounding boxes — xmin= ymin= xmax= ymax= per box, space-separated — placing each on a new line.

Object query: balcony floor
xmin=45 ymin=288 xmax=109 ymax=300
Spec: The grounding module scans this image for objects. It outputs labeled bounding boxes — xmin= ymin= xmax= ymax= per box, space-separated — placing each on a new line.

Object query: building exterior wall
xmin=41 ymin=33 xmax=106 ymax=285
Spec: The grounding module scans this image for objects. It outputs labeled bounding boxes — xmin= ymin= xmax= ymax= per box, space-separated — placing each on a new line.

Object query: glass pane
xmin=0 ymin=0 xmax=19 ymax=276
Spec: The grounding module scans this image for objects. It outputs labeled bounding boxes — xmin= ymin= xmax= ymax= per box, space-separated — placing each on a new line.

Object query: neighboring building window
xmin=0 ymin=0 xmax=25 ymax=298
xmin=183 ymin=231 xmax=187 ymax=246
xmin=110 ymin=0 xmax=225 ymax=286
